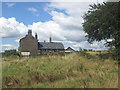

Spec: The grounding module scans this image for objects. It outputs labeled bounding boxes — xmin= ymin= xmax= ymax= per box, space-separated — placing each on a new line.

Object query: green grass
xmin=2 ymin=52 xmax=118 ymax=88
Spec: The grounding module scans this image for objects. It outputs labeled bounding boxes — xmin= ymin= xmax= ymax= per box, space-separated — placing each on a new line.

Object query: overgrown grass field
xmin=2 ymin=52 xmax=118 ymax=88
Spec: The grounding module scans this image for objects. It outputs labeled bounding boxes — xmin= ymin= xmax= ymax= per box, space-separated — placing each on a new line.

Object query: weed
xmin=2 ymin=52 xmax=118 ymax=88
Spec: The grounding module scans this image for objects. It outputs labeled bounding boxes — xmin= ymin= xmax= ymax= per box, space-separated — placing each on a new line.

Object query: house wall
xmin=38 ymin=49 xmax=64 ymax=55
xmin=65 ymin=47 xmax=75 ymax=53
xmin=19 ymin=35 xmax=38 ymax=56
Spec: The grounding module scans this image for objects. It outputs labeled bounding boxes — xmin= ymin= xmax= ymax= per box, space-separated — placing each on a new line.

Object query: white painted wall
xmin=21 ymin=52 xmax=30 ymax=56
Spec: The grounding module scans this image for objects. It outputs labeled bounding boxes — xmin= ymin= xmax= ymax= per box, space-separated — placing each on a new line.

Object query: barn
xmin=19 ymin=30 xmax=64 ymax=56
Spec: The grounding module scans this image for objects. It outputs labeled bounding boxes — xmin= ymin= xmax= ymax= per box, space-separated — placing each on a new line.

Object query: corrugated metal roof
xmin=38 ymin=42 xmax=64 ymax=50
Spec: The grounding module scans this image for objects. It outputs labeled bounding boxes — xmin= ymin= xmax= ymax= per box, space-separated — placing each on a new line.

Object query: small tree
xmin=82 ymin=2 xmax=119 ymax=60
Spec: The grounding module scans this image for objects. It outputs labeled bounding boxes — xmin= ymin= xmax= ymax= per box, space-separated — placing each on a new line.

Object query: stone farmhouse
xmin=18 ymin=30 xmax=64 ymax=56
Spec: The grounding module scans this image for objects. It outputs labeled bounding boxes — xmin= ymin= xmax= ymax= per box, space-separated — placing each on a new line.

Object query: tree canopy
xmin=82 ymin=2 xmax=120 ymax=60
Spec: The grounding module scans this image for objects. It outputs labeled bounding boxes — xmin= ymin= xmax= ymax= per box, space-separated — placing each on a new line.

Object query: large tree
xmin=83 ymin=2 xmax=120 ymax=60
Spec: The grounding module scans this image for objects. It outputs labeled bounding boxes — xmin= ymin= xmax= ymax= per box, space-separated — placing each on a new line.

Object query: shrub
xmin=2 ymin=49 xmax=19 ymax=57
xmin=79 ymin=50 xmax=94 ymax=59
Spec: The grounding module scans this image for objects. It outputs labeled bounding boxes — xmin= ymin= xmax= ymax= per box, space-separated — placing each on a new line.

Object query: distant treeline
xmin=1 ymin=49 xmax=19 ymax=57
xmin=1 ymin=49 xmax=97 ymax=57
xmin=1 ymin=49 xmax=115 ymax=61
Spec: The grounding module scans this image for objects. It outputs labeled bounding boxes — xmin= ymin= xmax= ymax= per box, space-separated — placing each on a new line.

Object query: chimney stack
xmin=35 ymin=33 xmax=38 ymax=39
xmin=28 ymin=29 xmax=32 ymax=36
xmin=49 ymin=36 xmax=52 ymax=43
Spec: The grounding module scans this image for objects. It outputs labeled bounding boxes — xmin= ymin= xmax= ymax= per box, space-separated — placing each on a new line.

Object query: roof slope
xmin=38 ymin=42 xmax=64 ymax=50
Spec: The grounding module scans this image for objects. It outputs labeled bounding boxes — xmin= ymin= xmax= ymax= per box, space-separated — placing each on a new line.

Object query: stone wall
xmin=19 ymin=33 xmax=38 ymax=56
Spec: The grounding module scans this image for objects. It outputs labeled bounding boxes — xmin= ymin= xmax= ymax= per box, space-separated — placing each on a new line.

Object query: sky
xmin=0 ymin=1 xmax=109 ymax=52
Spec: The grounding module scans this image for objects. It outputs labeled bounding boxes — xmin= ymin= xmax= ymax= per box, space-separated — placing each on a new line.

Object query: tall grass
xmin=2 ymin=52 xmax=118 ymax=88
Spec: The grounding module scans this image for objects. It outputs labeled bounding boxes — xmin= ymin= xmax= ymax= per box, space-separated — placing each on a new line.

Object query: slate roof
xmin=38 ymin=42 xmax=64 ymax=50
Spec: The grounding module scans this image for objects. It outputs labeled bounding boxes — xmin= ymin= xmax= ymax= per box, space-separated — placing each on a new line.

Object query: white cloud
xmin=0 ymin=17 xmax=27 ymax=38
xmin=28 ymin=21 xmax=67 ymax=41
xmin=15 ymin=39 xmax=20 ymax=43
xmin=2 ymin=44 xmax=14 ymax=47
xmin=45 ymin=3 xmax=89 ymax=41
xmin=73 ymin=40 xmax=108 ymax=50
xmin=50 ymin=11 xmax=83 ymax=30
xmin=61 ymin=40 xmax=107 ymax=51
xmin=27 ymin=8 xmax=38 ymax=13
xmin=1 ymin=44 xmax=17 ymax=52
xmin=6 ymin=3 xmax=16 ymax=7
xmin=45 ymin=2 xmax=107 ymax=50
xmin=1 ymin=2 xmax=108 ymax=51
xmin=48 ymin=2 xmax=92 ymax=16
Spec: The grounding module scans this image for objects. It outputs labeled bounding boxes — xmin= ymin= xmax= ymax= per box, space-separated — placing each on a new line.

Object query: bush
xmin=2 ymin=49 xmax=19 ymax=57
xmin=79 ymin=50 xmax=94 ymax=59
